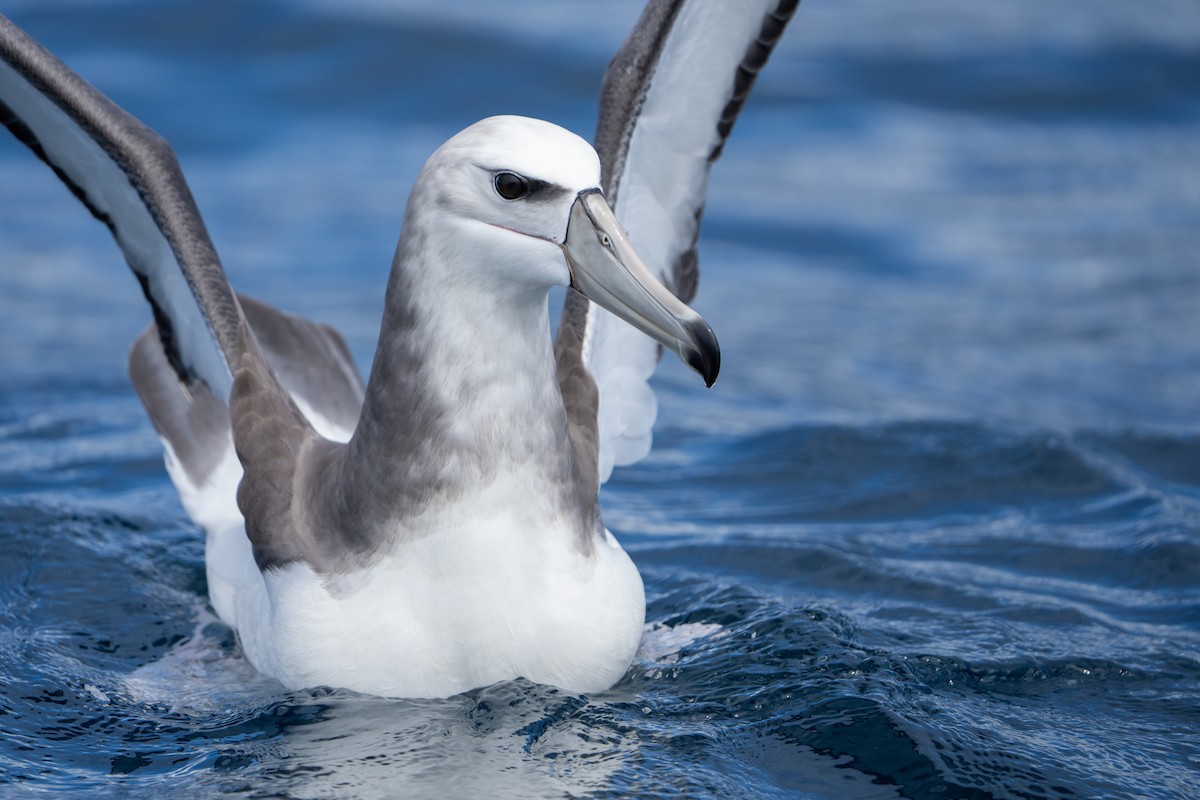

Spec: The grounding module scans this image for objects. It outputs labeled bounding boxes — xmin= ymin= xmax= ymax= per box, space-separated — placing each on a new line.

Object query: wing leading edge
xmin=0 ymin=14 xmax=240 ymax=397
xmin=0 ymin=15 xmax=364 ymax=498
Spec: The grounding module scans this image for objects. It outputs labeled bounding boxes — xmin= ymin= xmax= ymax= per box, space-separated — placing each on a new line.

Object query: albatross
xmin=0 ymin=1 xmax=796 ymax=698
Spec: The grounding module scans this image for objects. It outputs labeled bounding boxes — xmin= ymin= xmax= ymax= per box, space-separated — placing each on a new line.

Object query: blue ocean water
xmin=1 ymin=0 xmax=1198 ymax=796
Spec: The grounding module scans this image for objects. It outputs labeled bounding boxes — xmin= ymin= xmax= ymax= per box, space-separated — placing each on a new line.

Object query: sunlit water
xmin=1 ymin=1 xmax=1198 ymax=797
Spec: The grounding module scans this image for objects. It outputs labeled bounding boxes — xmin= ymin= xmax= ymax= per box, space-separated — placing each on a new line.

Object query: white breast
xmin=242 ymin=479 xmax=645 ymax=698
xmin=165 ymin=426 xmax=645 ymax=698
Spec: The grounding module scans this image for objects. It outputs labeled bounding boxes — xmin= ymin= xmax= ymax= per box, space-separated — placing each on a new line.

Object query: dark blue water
xmin=2 ymin=1 xmax=1199 ymax=796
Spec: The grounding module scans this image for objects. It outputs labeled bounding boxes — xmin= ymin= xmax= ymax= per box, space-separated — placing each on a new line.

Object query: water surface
xmin=1 ymin=1 xmax=1198 ymax=797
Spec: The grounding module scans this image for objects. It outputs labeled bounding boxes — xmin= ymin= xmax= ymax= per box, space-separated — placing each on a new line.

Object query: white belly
xmin=163 ymin=435 xmax=646 ymax=699
xmin=250 ymin=520 xmax=645 ymax=698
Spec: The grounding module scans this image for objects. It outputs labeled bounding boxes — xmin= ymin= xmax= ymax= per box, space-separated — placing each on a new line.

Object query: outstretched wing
xmin=0 ymin=13 xmax=239 ymax=397
xmin=555 ymin=0 xmax=798 ymax=484
xmin=0 ymin=15 xmax=365 ymax=489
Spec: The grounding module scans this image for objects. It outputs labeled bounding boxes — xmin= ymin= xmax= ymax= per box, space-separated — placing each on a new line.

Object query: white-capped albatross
xmin=0 ymin=0 xmax=796 ymax=698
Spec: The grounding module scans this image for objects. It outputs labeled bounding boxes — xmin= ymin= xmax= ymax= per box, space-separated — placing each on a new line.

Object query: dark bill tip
xmin=683 ymin=318 xmax=721 ymax=388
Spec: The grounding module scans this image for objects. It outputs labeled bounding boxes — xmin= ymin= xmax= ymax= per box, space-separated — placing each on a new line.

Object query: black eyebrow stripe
xmin=481 ymin=165 xmax=572 ymax=201
xmin=524 ymin=176 xmax=569 ymax=199
xmin=523 ymin=176 xmax=551 ymax=192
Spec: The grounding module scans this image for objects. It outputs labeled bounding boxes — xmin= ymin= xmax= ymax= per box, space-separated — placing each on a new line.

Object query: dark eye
xmin=494 ymin=172 xmax=528 ymax=200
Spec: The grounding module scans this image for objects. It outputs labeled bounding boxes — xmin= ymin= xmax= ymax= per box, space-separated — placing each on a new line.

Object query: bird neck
xmin=347 ymin=216 xmax=598 ymax=547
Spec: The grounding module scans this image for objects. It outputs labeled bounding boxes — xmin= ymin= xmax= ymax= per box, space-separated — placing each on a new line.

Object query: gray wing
xmin=1 ymin=15 xmax=365 ymax=566
xmin=0 ymin=13 xmax=239 ymax=397
xmin=555 ymin=0 xmax=798 ymax=484
xmin=129 ymin=294 xmax=364 ymax=489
